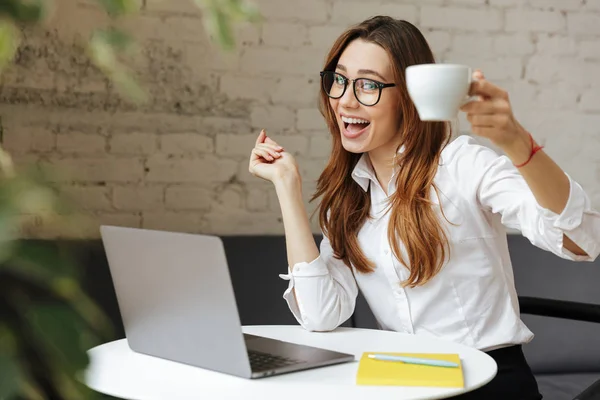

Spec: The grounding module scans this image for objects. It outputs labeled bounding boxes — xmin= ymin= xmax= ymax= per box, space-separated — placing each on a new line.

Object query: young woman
xmin=248 ymin=16 xmax=599 ymax=399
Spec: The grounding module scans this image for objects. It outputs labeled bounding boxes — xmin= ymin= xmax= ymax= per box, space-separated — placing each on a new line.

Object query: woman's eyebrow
xmin=336 ymin=64 xmax=387 ymax=81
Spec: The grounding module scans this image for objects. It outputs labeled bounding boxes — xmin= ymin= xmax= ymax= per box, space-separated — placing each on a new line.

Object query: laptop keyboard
xmin=248 ymin=349 xmax=303 ymax=372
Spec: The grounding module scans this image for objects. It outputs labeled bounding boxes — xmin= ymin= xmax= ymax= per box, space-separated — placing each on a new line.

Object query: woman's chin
xmin=341 ymin=135 xmax=371 ymax=154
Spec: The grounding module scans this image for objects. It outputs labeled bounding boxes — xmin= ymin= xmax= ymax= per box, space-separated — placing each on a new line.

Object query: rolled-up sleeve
xmin=471 ymin=142 xmax=600 ymax=261
xmin=279 ymin=234 xmax=359 ymax=331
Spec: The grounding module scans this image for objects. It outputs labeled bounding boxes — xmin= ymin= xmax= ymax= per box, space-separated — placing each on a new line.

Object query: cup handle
xmin=460 ymin=73 xmax=480 ymax=106
xmin=461 ymin=95 xmax=479 ymax=107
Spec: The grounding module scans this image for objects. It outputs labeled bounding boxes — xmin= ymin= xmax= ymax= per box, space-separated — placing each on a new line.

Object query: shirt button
xmin=383 ymin=249 xmax=390 ymax=255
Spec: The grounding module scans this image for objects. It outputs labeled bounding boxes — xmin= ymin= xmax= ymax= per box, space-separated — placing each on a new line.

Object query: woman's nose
xmin=339 ymin=83 xmax=359 ymax=108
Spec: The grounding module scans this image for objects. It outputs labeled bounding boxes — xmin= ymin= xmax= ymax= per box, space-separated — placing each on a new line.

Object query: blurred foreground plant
xmin=0 ymin=147 xmax=114 ymax=399
xmin=0 ymin=0 xmax=260 ymax=398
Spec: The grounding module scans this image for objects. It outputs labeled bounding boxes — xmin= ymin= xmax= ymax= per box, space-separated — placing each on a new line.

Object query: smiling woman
xmin=315 ymin=25 xmax=450 ymax=287
xmin=247 ymin=15 xmax=600 ymax=400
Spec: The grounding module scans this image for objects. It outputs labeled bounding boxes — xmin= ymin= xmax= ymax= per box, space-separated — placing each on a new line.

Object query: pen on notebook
xmin=368 ymin=354 xmax=459 ymax=368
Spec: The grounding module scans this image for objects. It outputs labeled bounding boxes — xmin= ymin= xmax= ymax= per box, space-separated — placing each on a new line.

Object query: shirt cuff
xmin=535 ymin=175 xmax=598 ymax=260
xmin=281 ymin=276 xmax=303 ymax=323
xmin=534 ymin=174 xmax=583 ymax=230
xmin=279 ymin=256 xmax=330 ymax=280
xmin=279 ymin=256 xmax=330 ymax=325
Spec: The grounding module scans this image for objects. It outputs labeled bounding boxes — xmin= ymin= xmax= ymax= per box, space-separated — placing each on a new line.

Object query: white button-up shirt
xmin=280 ymin=135 xmax=600 ymax=351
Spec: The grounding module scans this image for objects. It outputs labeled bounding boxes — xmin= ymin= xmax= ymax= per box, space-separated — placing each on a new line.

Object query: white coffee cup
xmin=405 ymin=64 xmax=472 ymax=121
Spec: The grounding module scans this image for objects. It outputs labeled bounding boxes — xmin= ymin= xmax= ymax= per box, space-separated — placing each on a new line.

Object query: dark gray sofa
xmin=507 ymin=236 xmax=600 ymax=400
xmin=76 ymin=233 xmax=599 ymax=399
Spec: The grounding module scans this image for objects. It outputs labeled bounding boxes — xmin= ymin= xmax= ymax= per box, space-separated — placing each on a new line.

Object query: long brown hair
xmin=312 ymin=16 xmax=451 ymax=288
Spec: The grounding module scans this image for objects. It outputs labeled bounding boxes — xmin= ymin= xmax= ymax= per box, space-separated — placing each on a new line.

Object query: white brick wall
xmin=331 ymin=2 xmax=417 ymax=24
xmin=1 ymin=0 xmax=598 ymax=238
xmin=506 ymin=10 xmax=566 ymax=33
xmin=421 ymin=7 xmax=503 ymax=31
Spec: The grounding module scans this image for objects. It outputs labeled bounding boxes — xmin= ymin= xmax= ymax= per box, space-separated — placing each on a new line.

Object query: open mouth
xmin=342 ymin=116 xmax=371 ymax=136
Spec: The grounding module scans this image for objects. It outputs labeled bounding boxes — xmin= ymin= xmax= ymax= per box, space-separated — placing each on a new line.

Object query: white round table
xmin=85 ymin=325 xmax=497 ymax=400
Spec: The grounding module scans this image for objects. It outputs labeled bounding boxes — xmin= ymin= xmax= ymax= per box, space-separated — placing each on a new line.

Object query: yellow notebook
xmin=356 ymin=352 xmax=464 ymax=388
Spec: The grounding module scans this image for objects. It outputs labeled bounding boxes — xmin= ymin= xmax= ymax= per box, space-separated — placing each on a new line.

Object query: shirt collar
xmin=351 ymin=154 xmax=376 ymax=192
xmin=351 ymin=145 xmax=406 ymax=192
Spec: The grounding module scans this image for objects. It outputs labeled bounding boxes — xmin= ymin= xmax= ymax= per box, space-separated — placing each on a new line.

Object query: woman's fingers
xmin=256 ymin=143 xmax=283 ymax=158
xmin=250 ymin=129 xmax=284 ymax=167
xmin=255 ymin=129 xmax=267 ymax=146
xmin=251 ymin=144 xmax=283 ymax=166
xmin=467 ymin=114 xmax=496 ymax=127
xmin=264 ymin=135 xmax=283 ymax=150
xmin=255 ymin=129 xmax=284 ymax=151
xmin=252 ymin=147 xmax=275 ymax=161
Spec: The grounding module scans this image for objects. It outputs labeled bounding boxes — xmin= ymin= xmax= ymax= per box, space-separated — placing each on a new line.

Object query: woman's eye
xmin=362 ymin=80 xmax=377 ymax=90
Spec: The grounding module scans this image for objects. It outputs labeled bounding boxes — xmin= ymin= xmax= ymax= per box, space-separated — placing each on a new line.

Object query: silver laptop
xmin=100 ymin=225 xmax=355 ymax=379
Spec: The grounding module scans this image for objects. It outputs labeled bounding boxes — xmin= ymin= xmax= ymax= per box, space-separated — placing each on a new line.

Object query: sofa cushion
xmin=521 ymin=314 xmax=600 ymax=374
xmin=535 ymin=373 xmax=600 ymax=400
xmin=508 ymin=235 xmax=600 ymax=374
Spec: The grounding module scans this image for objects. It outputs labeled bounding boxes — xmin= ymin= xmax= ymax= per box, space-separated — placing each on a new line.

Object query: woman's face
xmin=329 ymin=38 xmax=402 ymax=155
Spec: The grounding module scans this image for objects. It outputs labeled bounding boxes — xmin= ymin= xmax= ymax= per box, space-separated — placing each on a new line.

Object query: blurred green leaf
xmin=0 ymin=326 xmax=23 ymax=399
xmin=0 ymin=225 xmax=19 ymax=264
xmin=95 ymin=0 xmax=140 ymax=16
xmin=0 ymin=354 xmax=22 ymax=399
xmin=0 ymin=1 xmax=263 ymax=399
xmin=11 ymin=241 xmax=76 ymax=277
xmin=0 ymin=20 xmax=20 ymax=73
xmin=216 ymin=10 xmax=235 ymax=50
xmin=226 ymin=0 xmax=261 ymax=22
xmin=93 ymin=28 xmax=135 ymax=53
xmin=27 ymin=305 xmax=91 ymax=374
xmin=197 ymin=0 xmax=262 ymax=50
xmin=0 ymin=173 xmax=23 ymax=263
xmin=110 ymin=67 xmax=146 ymax=102
xmin=15 ymin=163 xmax=73 ymax=216
xmin=0 ymin=165 xmax=63 ymax=264
xmin=203 ymin=6 xmax=235 ymax=51
xmin=0 ymin=0 xmax=48 ymax=23
xmin=89 ymin=29 xmax=147 ymax=103
xmin=10 ymin=242 xmax=113 ymax=335
xmin=89 ymin=31 xmax=116 ymax=69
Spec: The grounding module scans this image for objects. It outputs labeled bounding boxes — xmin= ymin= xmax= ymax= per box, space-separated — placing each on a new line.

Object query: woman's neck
xmin=367 ymin=145 xmax=399 ymax=196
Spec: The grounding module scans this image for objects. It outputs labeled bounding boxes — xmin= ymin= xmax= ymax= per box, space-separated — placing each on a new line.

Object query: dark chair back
xmin=509 ymin=234 xmax=600 ymax=374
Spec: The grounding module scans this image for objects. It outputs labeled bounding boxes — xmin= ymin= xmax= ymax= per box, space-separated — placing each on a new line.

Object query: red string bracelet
xmin=514 ymin=133 xmax=544 ymax=168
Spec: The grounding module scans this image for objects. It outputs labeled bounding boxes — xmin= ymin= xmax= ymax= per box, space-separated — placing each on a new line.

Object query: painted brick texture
xmin=1 ymin=0 xmax=598 ymax=238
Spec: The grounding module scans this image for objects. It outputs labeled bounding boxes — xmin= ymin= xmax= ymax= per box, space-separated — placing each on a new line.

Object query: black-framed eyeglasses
xmin=320 ymin=70 xmax=396 ymax=106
